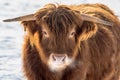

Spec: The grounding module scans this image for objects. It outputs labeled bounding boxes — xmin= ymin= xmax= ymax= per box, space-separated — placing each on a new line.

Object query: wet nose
xmin=51 ymin=54 xmax=67 ymax=62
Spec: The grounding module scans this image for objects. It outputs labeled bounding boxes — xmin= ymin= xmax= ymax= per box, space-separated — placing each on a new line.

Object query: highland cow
xmin=3 ymin=3 xmax=120 ymax=80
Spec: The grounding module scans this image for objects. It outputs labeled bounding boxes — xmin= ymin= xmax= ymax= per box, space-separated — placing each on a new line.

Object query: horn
xmin=81 ymin=14 xmax=113 ymax=26
xmin=3 ymin=14 xmax=36 ymax=22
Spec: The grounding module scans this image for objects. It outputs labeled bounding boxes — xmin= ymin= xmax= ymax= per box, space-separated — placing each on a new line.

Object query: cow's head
xmin=3 ymin=4 xmax=112 ymax=72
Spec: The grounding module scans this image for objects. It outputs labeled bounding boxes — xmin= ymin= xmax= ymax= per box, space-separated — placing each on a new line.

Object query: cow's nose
xmin=51 ymin=54 xmax=67 ymax=62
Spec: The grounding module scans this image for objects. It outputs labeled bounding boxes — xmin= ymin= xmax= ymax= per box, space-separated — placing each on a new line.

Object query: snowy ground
xmin=0 ymin=0 xmax=120 ymax=80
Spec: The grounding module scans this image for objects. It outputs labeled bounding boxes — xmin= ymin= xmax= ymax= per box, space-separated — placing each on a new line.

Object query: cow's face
xmin=32 ymin=6 xmax=85 ymax=72
xmin=35 ymin=21 xmax=82 ymax=72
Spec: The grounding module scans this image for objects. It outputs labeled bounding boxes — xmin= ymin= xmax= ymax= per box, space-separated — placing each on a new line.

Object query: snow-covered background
xmin=0 ymin=0 xmax=120 ymax=80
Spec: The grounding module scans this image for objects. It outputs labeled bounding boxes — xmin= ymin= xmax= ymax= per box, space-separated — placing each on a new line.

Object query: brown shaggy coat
xmin=21 ymin=4 xmax=120 ymax=80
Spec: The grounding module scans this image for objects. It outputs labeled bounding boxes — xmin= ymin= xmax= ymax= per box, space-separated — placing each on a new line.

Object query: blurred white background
xmin=0 ymin=0 xmax=120 ymax=80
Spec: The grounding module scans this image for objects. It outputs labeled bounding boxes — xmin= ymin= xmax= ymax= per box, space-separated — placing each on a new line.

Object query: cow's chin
xmin=47 ymin=57 xmax=73 ymax=72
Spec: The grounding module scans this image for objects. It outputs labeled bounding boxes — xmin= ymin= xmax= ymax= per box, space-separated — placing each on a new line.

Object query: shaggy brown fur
xmin=21 ymin=3 xmax=120 ymax=80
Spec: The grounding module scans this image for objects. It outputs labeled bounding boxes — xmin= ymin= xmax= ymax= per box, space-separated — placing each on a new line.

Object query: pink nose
xmin=51 ymin=54 xmax=67 ymax=62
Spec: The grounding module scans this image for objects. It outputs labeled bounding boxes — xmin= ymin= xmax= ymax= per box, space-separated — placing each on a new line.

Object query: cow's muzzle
xmin=48 ymin=53 xmax=73 ymax=72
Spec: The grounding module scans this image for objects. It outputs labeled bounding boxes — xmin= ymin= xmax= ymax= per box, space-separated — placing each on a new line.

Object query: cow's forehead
xmin=35 ymin=5 xmax=82 ymax=33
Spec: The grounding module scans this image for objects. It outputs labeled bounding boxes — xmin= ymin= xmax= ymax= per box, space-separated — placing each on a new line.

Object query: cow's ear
xmin=79 ymin=21 xmax=98 ymax=41
xmin=21 ymin=21 xmax=38 ymax=34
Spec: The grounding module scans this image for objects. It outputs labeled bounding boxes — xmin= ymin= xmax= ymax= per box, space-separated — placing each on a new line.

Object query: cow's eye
xmin=42 ymin=30 xmax=49 ymax=38
xmin=69 ymin=31 xmax=76 ymax=38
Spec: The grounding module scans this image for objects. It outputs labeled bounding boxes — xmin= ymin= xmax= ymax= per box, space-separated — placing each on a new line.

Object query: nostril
xmin=52 ymin=55 xmax=56 ymax=61
xmin=62 ymin=56 xmax=66 ymax=61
